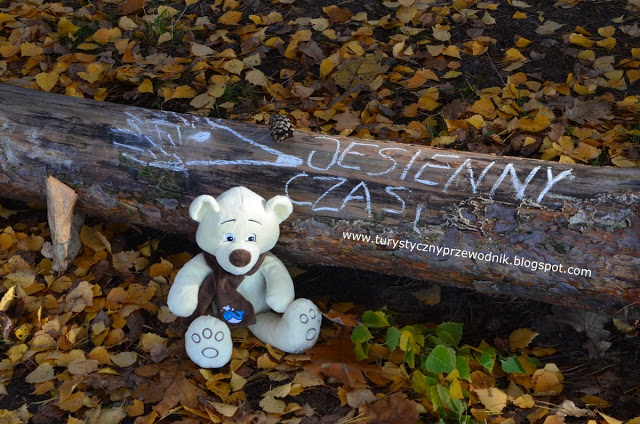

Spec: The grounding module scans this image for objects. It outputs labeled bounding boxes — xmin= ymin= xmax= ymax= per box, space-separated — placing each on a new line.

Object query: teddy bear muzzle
xmin=229 ymin=249 xmax=252 ymax=267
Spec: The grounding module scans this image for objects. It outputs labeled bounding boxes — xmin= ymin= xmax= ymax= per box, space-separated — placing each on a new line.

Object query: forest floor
xmin=0 ymin=0 xmax=639 ymax=423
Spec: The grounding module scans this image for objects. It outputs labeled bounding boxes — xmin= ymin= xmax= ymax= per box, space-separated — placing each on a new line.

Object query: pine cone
xmin=268 ymin=114 xmax=293 ymax=143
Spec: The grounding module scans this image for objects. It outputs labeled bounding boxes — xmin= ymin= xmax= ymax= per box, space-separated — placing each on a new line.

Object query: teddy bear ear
xmin=265 ymin=195 xmax=293 ymax=223
xmin=189 ymin=195 xmax=220 ymax=222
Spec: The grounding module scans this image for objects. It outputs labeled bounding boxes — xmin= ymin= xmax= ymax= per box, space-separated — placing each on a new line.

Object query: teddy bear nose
xmin=229 ymin=249 xmax=251 ymax=267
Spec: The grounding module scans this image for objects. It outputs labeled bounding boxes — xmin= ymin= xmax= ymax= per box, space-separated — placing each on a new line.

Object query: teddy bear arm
xmin=167 ymin=253 xmax=212 ymax=317
xmin=261 ymin=253 xmax=295 ymax=313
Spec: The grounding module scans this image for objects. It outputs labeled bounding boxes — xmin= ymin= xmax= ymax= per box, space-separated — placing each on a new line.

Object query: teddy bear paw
xmin=284 ymin=298 xmax=322 ymax=353
xmin=185 ymin=316 xmax=232 ymax=369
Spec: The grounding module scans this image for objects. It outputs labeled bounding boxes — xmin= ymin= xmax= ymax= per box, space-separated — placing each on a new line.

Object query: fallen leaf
xmin=25 ymin=362 xmax=55 ymax=384
xmin=509 ymin=328 xmax=539 ymax=351
xmin=474 ymin=387 xmax=508 ymax=413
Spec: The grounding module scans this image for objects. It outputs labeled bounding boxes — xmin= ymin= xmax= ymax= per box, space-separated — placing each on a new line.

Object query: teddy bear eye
xmin=247 ymin=234 xmax=257 ymax=242
xmin=224 ymin=233 xmax=235 ymax=242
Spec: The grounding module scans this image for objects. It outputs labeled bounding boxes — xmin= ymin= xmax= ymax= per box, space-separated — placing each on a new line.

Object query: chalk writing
xmin=108 ymin=111 xmax=575 ymax=232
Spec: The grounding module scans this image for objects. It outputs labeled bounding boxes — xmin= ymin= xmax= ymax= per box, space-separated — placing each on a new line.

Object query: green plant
xmin=141 ymin=9 xmax=185 ymax=46
xmin=351 ymin=309 xmax=543 ymax=421
xmin=218 ymin=82 xmax=259 ymax=105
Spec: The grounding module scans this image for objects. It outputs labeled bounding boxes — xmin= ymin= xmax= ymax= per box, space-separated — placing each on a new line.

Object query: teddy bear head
xmin=189 ymin=187 xmax=293 ymax=275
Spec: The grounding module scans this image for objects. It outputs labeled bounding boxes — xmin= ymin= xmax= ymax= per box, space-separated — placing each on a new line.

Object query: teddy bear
xmin=167 ymin=186 xmax=322 ymax=368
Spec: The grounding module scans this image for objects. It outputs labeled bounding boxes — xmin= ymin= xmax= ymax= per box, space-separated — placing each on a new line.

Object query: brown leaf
xmin=564 ymin=98 xmax=613 ymax=125
xmin=117 ymin=0 xmax=145 ymax=15
xmin=305 ymin=329 xmax=375 ymax=387
xmin=46 ymin=176 xmax=83 ymax=273
xmin=359 ymin=392 xmax=418 ymax=424
xmin=64 ymin=280 xmax=94 ymax=313
xmin=323 ymin=5 xmax=353 ymax=23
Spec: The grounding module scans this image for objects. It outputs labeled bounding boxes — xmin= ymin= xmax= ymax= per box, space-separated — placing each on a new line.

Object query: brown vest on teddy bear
xmin=189 ymin=252 xmax=266 ymax=329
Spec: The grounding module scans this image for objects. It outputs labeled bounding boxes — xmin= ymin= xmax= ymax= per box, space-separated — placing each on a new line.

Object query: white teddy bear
xmin=167 ymin=186 xmax=322 ymax=368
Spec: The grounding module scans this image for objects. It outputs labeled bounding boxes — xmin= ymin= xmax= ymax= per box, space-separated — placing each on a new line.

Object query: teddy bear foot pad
xmin=252 ymin=298 xmax=322 ymax=354
xmin=185 ymin=316 xmax=233 ymax=369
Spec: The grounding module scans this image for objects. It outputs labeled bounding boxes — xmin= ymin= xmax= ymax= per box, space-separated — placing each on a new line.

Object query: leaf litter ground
xmin=0 ymin=0 xmax=640 ymax=422
xmin=0 ymin=199 xmax=639 ymax=423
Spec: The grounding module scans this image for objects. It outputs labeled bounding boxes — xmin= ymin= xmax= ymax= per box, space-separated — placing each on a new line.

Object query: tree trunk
xmin=0 ymin=84 xmax=638 ymax=317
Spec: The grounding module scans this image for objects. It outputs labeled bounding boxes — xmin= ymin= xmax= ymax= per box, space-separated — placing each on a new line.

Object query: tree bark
xmin=0 ymin=84 xmax=638 ymax=317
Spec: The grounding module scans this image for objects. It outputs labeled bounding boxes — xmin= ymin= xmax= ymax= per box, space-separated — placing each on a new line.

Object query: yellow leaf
xmin=147 ymin=261 xmax=171 ymax=279
xmin=90 ymin=28 xmax=122 ymax=44
xmin=569 ymin=33 xmax=594 ymax=48
xmin=418 ymin=95 xmax=441 ymax=111
xmin=596 ymin=37 xmax=616 ymax=49
xmin=633 ymin=48 xmax=640 ymax=59
xmin=139 ymin=333 xmax=166 ymax=352
xmin=515 ymin=37 xmax=531 ymax=48
xmin=157 ymin=5 xmax=179 ymax=17
xmin=518 ymin=114 xmax=551 ymax=132
xmin=171 ymin=85 xmax=196 ymax=99
xmin=582 ymin=395 xmax=612 ymax=408
xmin=628 ymin=69 xmax=640 ymax=84
xmin=221 ymin=58 xmax=243 ymax=75
xmin=57 ymin=392 xmax=85 ymax=412
xmin=208 ymin=402 xmax=238 ymax=418
xmin=450 ymin=379 xmax=463 ymax=399
xmin=531 ymin=369 xmax=563 ymax=395
xmin=94 ymin=88 xmax=107 ymax=101
xmin=432 ymin=135 xmax=456 ymax=146
xmin=81 ymin=225 xmax=110 ymax=252
xmin=406 ymin=68 xmax=438 ymax=89
xmin=432 ymin=24 xmax=451 ymax=42
xmin=0 ymin=13 xmax=15 ymax=25
xmin=68 ymin=359 xmax=99 ymax=376
xmin=259 ymin=396 xmax=286 ymax=414
xmin=443 ymin=70 xmax=462 ymax=79
xmin=77 ymin=62 xmax=105 ymax=83
xmin=243 ymin=53 xmax=261 ymax=67
xmin=118 ymin=16 xmax=138 ymax=31
xmin=138 ymin=79 xmax=153 ymax=93
xmin=186 ymin=0 xmax=199 ymax=5
xmin=319 ymin=56 xmax=337 ymax=78
xmin=314 ymin=108 xmax=336 ymax=122
xmin=111 ymin=351 xmax=138 ymax=368
xmin=465 ymin=114 xmax=484 ymax=129
xmin=513 ymin=11 xmax=527 ymax=19
xmin=465 ymin=40 xmax=488 ymax=56
xmin=245 ymin=69 xmax=268 ymax=86
xmin=598 ymin=412 xmax=623 ymax=424
xmin=442 ymin=45 xmax=461 ymax=58
xmin=156 ymin=32 xmax=172 ymax=46
xmin=469 ymin=97 xmax=497 ymax=119
xmin=576 ymin=50 xmax=595 ymax=61
xmin=58 ymin=17 xmax=80 ymax=37
xmin=598 ymin=26 xmax=616 ymax=37
xmin=14 ymin=323 xmax=32 ymax=341
xmin=474 ymin=387 xmax=508 ymax=413
xmin=230 ymin=371 xmax=247 ymax=391
xmin=76 ymin=43 xmax=99 ymax=51
xmin=509 ymin=328 xmax=539 ymax=351
xmin=218 ymin=10 xmax=242 ymax=25
xmin=35 ymin=72 xmax=59 ymax=92
xmin=514 ymin=394 xmax=535 ymax=408
xmin=504 ymin=48 xmax=526 ymax=61
xmin=0 ymin=44 xmax=19 ymax=58
xmin=20 ymin=42 xmax=43 ymax=57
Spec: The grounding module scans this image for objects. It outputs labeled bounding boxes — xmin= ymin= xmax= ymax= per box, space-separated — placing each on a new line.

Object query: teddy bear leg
xmin=249 ymin=298 xmax=321 ymax=353
xmin=185 ymin=315 xmax=232 ymax=368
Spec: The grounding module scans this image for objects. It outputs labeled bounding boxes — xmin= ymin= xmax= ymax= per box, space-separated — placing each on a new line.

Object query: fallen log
xmin=0 ymin=84 xmax=638 ymax=318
